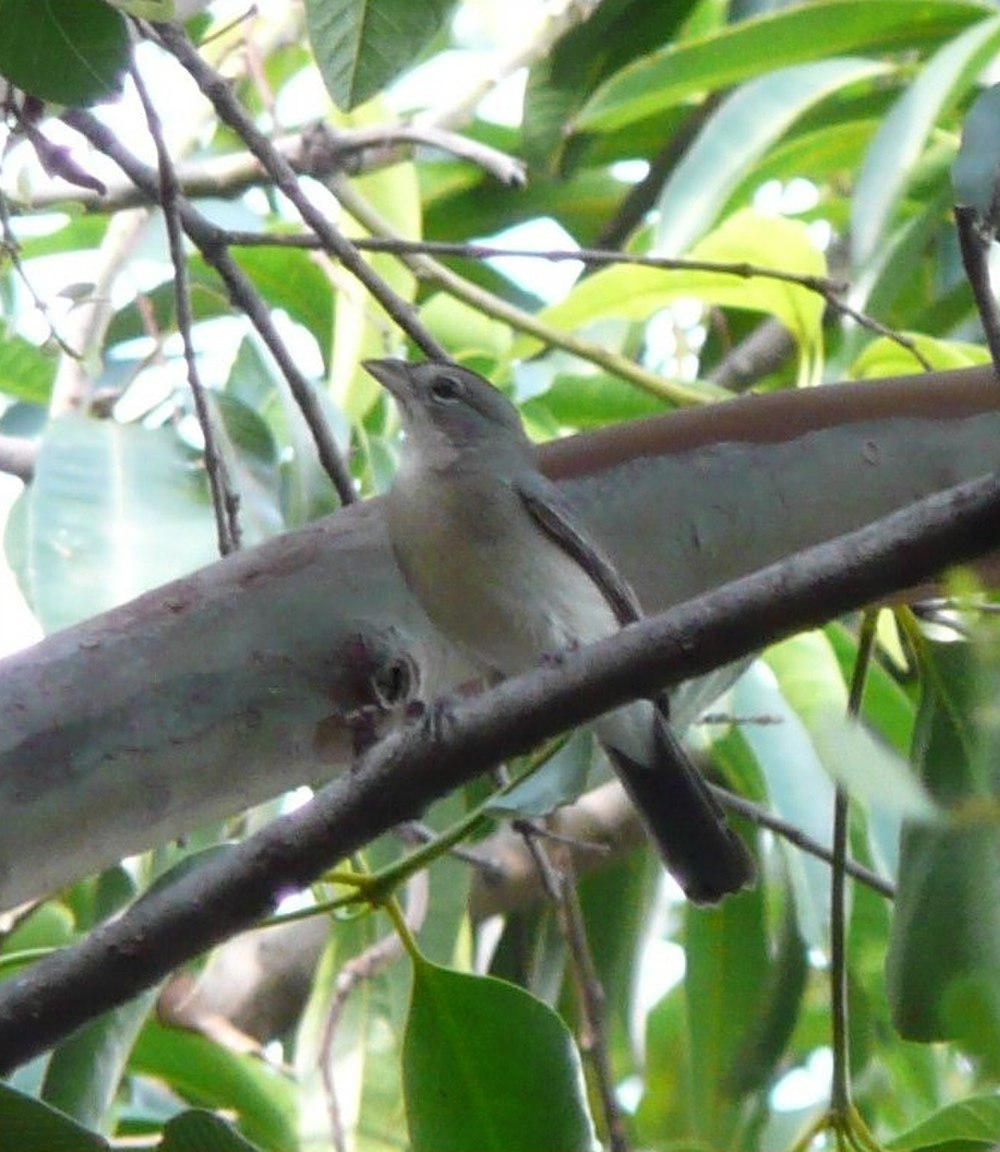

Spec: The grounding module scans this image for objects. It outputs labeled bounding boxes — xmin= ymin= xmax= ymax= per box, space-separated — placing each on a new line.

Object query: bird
xmin=365 ymin=357 xmax=755 ymax=903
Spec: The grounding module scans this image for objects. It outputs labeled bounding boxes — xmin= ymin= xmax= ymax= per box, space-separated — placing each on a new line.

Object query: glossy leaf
xmin=403 ymin=959 xmax=596 ymax=1152
xmin=851 ymin=333 xmax=991 ymax=378
xmin=852 ymin=16 xmax=1000 ymax=268
xmin=731 ymin=663 xmax=834 ymax=948
xmin=953 ymin=81 xmax=1000 ymax=219
xmin=684 ymin=882 xmax=769 ymax=1144
xmin=887 ymin=1093 xmax=1000 ymax=1150
xmin=8 ymin=416 xmax=219 ymax=632
xmin=0 ymin=0 xmax=128 ymax=105
xmin=306 ymin=0 xmax=458 ymax=110
xmin=521 ymin=210 xmax=826 ymax=384
xmin=0 ymin=1081 xmax=107 ymax=1152
xmin=160 ymin=1110 xmax=266 ymax=1152
xmin=131 ymin=1020 xmax=299 ymax=1152
xmin=574 ymin=0 xmax=987 ymax=133
xmin=886 ymin=639 xmax=1000 ymax=1042
xmin=522 ymin=0 xmax=698 ymax=172
xmin=41 ymin=992 xmax=157 ymax=1134
xmin=656 ymin=57 xmax=887 ymax=256
xmin=0 ymin=330 xmax=58 ymax=404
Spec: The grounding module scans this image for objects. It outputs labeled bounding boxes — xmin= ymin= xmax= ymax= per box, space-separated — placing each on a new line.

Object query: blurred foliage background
xmin=0 ymin=1 xmax=998 ymax=1150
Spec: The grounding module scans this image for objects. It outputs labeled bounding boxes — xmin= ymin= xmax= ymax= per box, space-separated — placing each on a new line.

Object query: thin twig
xmin=300 ymin=121 xmax=526 ymax=187
xmin=329 ymin=176 xmax=722 ymax=406
xmin=319 ymin=873 xmax=429 ymax=1152
xmin=224 ymin=228 xmax=928 ymax=379
xmin=493 ymin=767 xmax=630 ymax=1152
xmin=558 ymin=856 xmax=631 ymax=1152
xmin=711 ymin=784 xmax=894 ymax=900
xmin=131 ymin=57 xmax=242 ymax=555
xmin=0 ymin=190 xmax=82 ymax=362
xmin=831 ymin=611 xmax=878 ymax=1115
xmin=61 ymin=108 xmax=357 ymax=506
xmin=149 ymin=20 xmax=448 ymax=363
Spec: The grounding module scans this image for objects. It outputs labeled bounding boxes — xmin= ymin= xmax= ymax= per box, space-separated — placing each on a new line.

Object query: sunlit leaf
xmin=852 ymin=16 xmax=1000 ymax=268
xmin=9 ymin=416 xmax=219 ymax=632
xmin=656 ymin=57 xmax=887 ymax=256
xmin=574 ymin=0 xmax=987 ymax=133
xmin=887 ymin=1093 xmax=1000 ymax=1150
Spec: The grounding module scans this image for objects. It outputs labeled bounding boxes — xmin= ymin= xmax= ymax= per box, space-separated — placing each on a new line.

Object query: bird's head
xmin=364 ymin=359 xmax=529 ymax=466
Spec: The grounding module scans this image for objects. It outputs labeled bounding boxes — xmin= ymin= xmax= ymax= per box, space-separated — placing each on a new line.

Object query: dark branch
xmin=150 ymin=21 xmax=448 ymax=362
xmin=61 ymin=109 xmax=357 ymax=507
xmin=0 ymin=469 xmax=997 ymax=1069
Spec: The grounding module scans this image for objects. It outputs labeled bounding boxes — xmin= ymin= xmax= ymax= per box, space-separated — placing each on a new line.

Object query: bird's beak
xmin=363 ymin=359 xmax=413 ymax=403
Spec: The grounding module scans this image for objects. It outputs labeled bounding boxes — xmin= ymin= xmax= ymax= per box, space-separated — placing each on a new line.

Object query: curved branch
xmin=0 ymin=469 xmax=997 ymax=1070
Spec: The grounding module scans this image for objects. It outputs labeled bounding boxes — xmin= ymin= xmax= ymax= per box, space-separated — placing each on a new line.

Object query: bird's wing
xmin=513 ymin=473 xmax=642 ymax=628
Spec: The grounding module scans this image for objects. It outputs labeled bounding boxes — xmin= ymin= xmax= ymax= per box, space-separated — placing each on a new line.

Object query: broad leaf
xmin=0 ymin=0 xmax=128 ymax=105
xmin=9 ymin=416 xmax=218 ymax=632
xmin=886 ymin=638 xmax=1000 ymax=1042
xmin=520 ymin=210 xmax=826 ymax=386
xmin=0 ymin=330 xmax=58 ymax=405
xmin=306 ymin=0 xmax=458 ymax=110
xmin=161 ymin=1110 xmax=266 ymax=1152
xmin=852 ymin=16 xmax=1000 ymax=268
xmin=887 ymin=1093 xmax=1000 ymax=1150
xmin=574 ymin=0 xmax=988 ymax=133
xmin=656 ymin=57 xmax=887 ymax=256
xmin=403 ymin=959 xmax=596 ymax=1152
xmin=0 ymin=1081 xmax=107 ymax=1152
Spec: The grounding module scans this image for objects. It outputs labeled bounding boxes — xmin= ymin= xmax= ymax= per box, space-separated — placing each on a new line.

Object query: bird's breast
xmin=387 ymin=468 xmax=616 ymax=675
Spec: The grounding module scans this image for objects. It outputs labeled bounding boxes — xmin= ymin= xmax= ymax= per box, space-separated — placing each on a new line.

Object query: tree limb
xmin=0 ymin=468 xmax=997 ymax=1069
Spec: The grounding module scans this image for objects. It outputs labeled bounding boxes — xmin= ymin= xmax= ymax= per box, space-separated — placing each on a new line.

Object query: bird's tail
xmin=599 ymin=699 xmax=755 ymax=904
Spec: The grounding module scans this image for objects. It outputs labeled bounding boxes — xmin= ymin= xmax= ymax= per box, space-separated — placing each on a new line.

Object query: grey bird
xmin=365 ymin=358 xmax=755 ymax=903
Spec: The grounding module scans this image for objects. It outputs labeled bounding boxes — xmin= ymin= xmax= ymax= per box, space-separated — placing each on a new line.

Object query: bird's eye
xmin=429 ymin=376 xmax=462 ymax=403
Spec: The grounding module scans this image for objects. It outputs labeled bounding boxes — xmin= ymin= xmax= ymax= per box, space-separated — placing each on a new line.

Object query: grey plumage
xmin=366 ymin=357 xmax=754 ymax=903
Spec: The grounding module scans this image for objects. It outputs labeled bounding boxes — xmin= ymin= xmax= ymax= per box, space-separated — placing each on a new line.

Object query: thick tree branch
xmin=0 ymin=469 xmax=997 ymax=1069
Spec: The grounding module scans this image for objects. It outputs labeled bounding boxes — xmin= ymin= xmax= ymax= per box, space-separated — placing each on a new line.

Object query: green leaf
xmin=41 ymin=992 xmax=157 ymax=1135
xmin=574 ymin=0 xmax=989 ymax=134
xmin=306 ymin=0 xmax=458 ymax=110
xmin=887 ymin=1093 xmax=1000 ymax=1150
xmin=486 ymin=731 xmax=592 ymax=819
xmin=403 ymin=959 xmax=596 ymax=1152
xmin=684 ymin=884 xmax=770 ymax=1145
xmin=655 ymin=57 xmax=887 ymax=256
xmin=852 ymin=16 xmax=1000 ymax=268
xmin=520 ymin=210 xmax=826 ymax=384
xmin=330 ymin=150 xmax=420 ymax=420
xmin=523 ymin=372 xmax=666 ymax=431
xmin=225 ymin=337 xmax=339 ymax=528
xmin=0 ymin=0 xmax=128 ymax=106
xmin=730 ymin=663 xmax=835 ymax=948
xmin=0 ymin=1081 xmax=108 ymax=1151
xmin=161 ymin=1110 xmax=266 ymax=1152
xmin=954 ymin=81 xmax=1000 ymax=219
xmin=131 ymin=1020 xmax=299 ymax=1152
xmin=0 ymin=331 xmax=58 ymax=404
xmin=851 ymin=332 xmax=991 ymax=378
xmin=10 ymin=416 xmax=219 ymax=632
xmin=886 ymin=639 xmax=1000 ymax=1042
xmin=106 ymin=0 xmax=174 ymax=16
xmin=522 ymin=0 xmax=698 ymax=172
